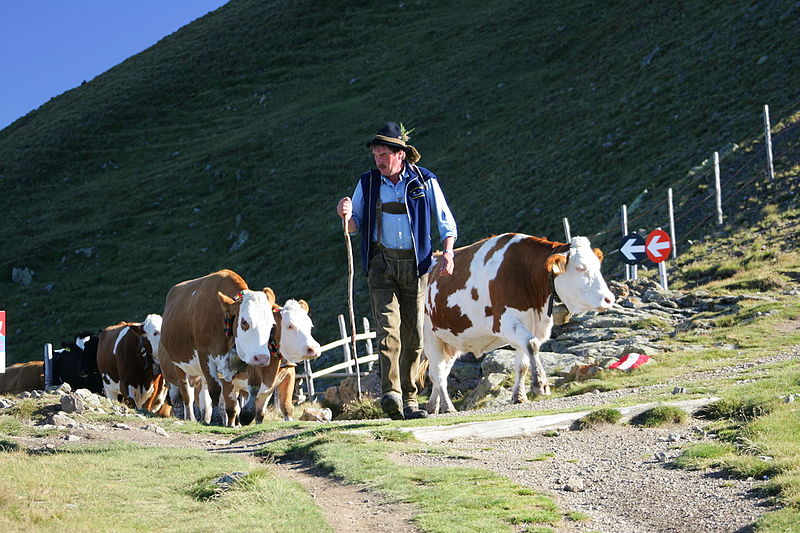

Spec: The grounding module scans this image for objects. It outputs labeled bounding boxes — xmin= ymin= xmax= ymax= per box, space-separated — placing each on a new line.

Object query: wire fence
xmin=578 ymin=98 xmax=800 ymax=280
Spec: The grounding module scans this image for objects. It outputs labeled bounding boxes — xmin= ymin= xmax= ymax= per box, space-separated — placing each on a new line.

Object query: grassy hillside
xmin=1 ymin=0 xmax=799 ymax=362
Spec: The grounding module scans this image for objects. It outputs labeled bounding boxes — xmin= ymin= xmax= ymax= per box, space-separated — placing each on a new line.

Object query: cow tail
xmin=415 ymin=354 xmax=429 ymax=390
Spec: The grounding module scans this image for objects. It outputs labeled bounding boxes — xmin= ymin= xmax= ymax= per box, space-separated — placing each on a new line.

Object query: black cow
xmin=51 ymin=332 xmax=102 ymax=393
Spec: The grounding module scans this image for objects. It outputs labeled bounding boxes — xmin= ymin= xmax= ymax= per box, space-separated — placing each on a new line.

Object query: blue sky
xmin=0 ymin=1 xmax=229 ymax=130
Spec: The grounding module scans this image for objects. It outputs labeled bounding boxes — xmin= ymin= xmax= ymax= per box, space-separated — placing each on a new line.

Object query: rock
xmin=60 ymin=393 xmax=85 ymax=414
xmin=564 ymin=476 xmax=585 ymax=492
xmin=65 ymin=434 xmax=82 ymax=442
xmin=143 ymin=424 xmax=168 ymax=437
xmin=12 ymin=266 xmax=34 ymax=285
xmin=113 ymin=422 xmax=132 ymax=430
xmin=672 ymin=387 xmax=687 ymax=395
xmin=655 ymin=451 xmax=669 ymax=462
xmin=300 ymin=408 xmax=332 ymax=422
xmin=461 ymin=373 xmax=512 ymax=410
xmin=57 ymin=383 xmax=72 ymax=394
xmin=0 ymin=398 xmax=13 ymax=409
xmin=50 ymin=412 xmax=77 ymax=428
xmin=481 ymin=349 xmax=515 ymax=375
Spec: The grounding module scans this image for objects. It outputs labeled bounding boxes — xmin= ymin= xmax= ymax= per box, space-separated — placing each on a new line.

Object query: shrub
xmin=630 ymin=405 xmax=687 ymax=427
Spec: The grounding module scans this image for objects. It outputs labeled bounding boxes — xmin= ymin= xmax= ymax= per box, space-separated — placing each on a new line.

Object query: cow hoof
xmin=444 ymin=407 xmax=458 ymax=414
xmin=512 ymin=395 xmax=527 ymax=404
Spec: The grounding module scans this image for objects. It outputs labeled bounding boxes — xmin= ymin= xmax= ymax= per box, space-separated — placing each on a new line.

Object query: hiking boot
xmin=403 ymin=406 xmax=429 ymax=419
xmin=380 ymin=393 xmax=404 ymax=420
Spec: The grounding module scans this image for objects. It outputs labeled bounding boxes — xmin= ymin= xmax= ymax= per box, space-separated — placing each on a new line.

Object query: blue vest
xmin=359 ymin=165 xmax=434 ymax=277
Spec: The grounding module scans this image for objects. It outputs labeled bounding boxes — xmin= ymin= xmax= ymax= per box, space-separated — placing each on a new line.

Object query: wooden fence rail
xmin=296 ymin=314 xmax=377 ymax=398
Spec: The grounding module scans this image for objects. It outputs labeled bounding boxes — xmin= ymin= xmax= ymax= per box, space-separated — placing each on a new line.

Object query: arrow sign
xmin=619 ymin=232 xmax=646 ymax=264
xmin=645 ymin=229 xmax=672 ymax=263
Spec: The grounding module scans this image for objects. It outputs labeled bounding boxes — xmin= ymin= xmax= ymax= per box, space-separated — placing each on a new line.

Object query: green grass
xmin=258 ymin=427 xmax=566 ymax=533
xmin=0 ymin=441 xmax=331 ymax=533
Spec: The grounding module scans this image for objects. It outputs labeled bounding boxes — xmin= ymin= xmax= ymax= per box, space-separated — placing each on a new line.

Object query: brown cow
xmin=424 ymin=234 xmax=615 ymax=413
xmin=0 ymin=362 xmax=44 ymax=394
xmin=159 ymin=269 xmax=320 ymax=426
xmin=96 ymin=314 xmax=167 ymax=413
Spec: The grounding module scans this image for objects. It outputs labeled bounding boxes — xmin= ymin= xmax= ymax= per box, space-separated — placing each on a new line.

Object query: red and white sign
xmin=645 ymin=229 xmax=672 ymax=263
xmin=609 ymin=353 xmax=651 ymax=371
xmin=0 ymin=310 xmax=5 ymax=372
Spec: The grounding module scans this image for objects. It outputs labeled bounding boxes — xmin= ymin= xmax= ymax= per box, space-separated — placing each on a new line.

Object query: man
xmin=337 ymin=122 xmax=457 ymax=420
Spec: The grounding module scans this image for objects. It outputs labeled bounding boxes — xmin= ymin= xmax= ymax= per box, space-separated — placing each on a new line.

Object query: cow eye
xmin=241 ymin=319 xmax=250 ymax=331
xmin=576 ymin=264 xmax=588 ymax=273
xmin=287 ymin=324 xmax=295 ymax=331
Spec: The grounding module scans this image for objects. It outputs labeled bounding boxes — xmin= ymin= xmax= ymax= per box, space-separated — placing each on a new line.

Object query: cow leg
xmin=240 ymin=384 xmax=259 ymax=426
xmin=168 ymin=383 xmax=185 ymax=420
xmin=423 ymin=327 xmax=458 ymax=414
xmin=512 ymin=349 xmax=530 ymax=403
xmin=527 ymin=338 xmax=551 ymax=396
xmin=277 ymin=368 xmax=295 ymax=421
xmin=220 ymin=380 xmax=240 ymax=427
xmin=179 ymin=373 xmax=198 ymax=422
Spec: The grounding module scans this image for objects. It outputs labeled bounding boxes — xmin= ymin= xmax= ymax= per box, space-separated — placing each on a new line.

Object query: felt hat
xmin=366 ymin=122 xmax=421 ymax=164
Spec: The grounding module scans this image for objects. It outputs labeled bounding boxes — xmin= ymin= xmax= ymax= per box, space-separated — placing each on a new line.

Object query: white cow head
xmin=218 ymin=288 xmax=277 ymax=366
xmin=548 ymin=236 xmax=615 ymax=314
xmin=141 ymin=314 xmax=162 ymax=361
xmin=275 ymin=299 xmax=321 ymax=364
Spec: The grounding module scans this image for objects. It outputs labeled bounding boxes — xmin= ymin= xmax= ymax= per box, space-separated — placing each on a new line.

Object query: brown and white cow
xmin=231 ymin=300 xmax=318 ymax=424
xmin=424 ymin=234 xmax=615 ymax=413
xmin=159 ymin=269 xmax=320 ymax=426
xmin=96 ymin=314 xmax=167 ymax=412
xmin=0 ymin=361 xmax=44 ymax=394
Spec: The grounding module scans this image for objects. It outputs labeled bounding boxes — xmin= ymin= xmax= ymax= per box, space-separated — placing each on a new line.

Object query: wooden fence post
xmin=621 ymin=204 xmax=630 ymax=280
xmin=337 ymin=314 xmax=353 ymax=374
xmin=362 ymin=317 xmax=374 ymax=371
xmin=764 ymin=104 xmax=775 ymax=181
xmin=668 ymin=188 xmax=677 ymax=259
xmin=714 ymin=151 xmax=723 ymax=225
xmin=44 ymin=343 xmax=53 ymax=389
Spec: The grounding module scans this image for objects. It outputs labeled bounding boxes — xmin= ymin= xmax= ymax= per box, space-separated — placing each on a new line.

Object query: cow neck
xmin=269 ymin=307 xmax=289 ymax=366
xmin=223 ymin=291 xmax=246 ymax=338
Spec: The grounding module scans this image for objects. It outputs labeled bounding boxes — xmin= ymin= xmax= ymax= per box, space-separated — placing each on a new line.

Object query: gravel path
xmin=386 ymin=346 xmax=798 ymax=532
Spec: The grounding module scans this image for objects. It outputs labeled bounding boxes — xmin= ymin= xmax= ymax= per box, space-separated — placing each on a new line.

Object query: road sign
xmin=645 ymin=229 xmax=672 ymax=263
xmin=619 ymin=232 xmax=646 ymax=264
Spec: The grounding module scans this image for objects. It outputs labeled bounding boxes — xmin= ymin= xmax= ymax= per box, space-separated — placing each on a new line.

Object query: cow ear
xmin=546 ymin=254 xmax=568 ymax=275
xmin=262 ymin=287 xmax=276 ymax=307
xmin=593 ymin=248 xmax=604 ymax=263
xmin=298 ymin=299 xmax=310 ymax=313
xmin=218 ymin=291 xmax=236 ymax=312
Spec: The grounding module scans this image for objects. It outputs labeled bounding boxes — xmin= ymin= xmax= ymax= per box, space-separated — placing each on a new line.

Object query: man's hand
xmin=337 ymin=197 xmax=352 ymax=221
xmin=439 ymin=251 xmax=454 ymax=276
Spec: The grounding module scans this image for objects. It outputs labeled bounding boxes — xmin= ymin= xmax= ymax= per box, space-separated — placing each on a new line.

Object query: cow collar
xmin=547 ymin=273 xmax=558 ymax=317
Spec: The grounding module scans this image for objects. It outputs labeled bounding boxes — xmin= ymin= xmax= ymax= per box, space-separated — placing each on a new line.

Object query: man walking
xmin=337 ymin=122 xmax=457 ymax=419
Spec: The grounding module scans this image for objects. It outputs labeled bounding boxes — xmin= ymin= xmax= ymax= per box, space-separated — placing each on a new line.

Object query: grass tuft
xmin=574 ymin=408 xmax=622 ymax=429
xmin=630 ymin=405 xmax=687 ymax=428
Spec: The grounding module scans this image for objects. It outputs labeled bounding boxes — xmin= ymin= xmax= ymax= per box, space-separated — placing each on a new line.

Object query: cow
xmin=423 ymin=234 xmax=615 ymax=413
xmin=159 ymin=269 xmax=320 ymax=426
xmin=96 ymin=314 xmax=167 ymax=413
xmin=0 ymin=361 xmax=44 ymax=394
xmin=233 ymin=300 xmax=318 ymax=424
xmin=52 ymin=332 xmax=102 ymax=393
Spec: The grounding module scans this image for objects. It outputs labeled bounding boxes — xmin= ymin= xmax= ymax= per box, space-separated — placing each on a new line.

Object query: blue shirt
xmin=350 ymin=165 xmax=457 ymax=249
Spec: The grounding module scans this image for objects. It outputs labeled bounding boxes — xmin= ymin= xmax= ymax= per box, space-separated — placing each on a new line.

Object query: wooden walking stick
xmin=342 ymin=217 xmax=363 ymax=400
